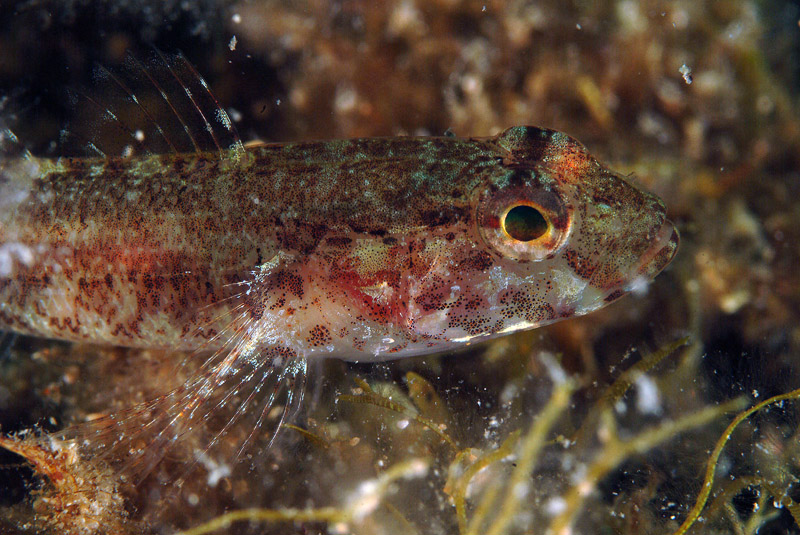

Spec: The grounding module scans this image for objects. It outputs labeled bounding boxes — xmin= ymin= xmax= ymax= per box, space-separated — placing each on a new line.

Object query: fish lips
xmin=634 ymin=218 xmax=680 ymax=281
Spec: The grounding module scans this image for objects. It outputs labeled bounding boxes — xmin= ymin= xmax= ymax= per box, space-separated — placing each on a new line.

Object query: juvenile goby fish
xmin=0 ymin=125 xmax=678 ymax=470
xmin=0 ymin=127 xmax=677 ymax=356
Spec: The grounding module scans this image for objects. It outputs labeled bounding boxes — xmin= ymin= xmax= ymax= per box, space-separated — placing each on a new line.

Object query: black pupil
xmin=504 ymin=205 xmax=548 ymax=241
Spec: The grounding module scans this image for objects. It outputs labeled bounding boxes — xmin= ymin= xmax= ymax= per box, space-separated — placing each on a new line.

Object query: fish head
xmin=406 ymin=126 xmax=678 ymax=343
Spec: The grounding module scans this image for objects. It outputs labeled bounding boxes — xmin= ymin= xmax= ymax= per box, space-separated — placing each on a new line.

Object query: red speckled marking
xmin=1 ymin=126 xmax=677 ymax=362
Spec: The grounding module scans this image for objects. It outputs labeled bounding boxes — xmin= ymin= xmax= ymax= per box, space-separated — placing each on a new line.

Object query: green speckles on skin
xmin=1 ymin=126 xmax=676 ymax=363
xmin=595 ymin=203 xmax=612 ymax=213
xmin=89 ymin=164 xmax=105 ymax=177
xmin=410 ymin=170 xmax=428 ymax=188
xmin=533 ymin=171 xmax=556 ymax=191
xmin=492 ymin=170 xmax=513 ymax=190
xmin=131 ymin=155 xmax=164 ymax=178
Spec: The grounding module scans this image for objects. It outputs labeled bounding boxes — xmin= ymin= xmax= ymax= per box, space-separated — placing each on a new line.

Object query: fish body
xmin=0 ymin=126 xmax=678 ymax=362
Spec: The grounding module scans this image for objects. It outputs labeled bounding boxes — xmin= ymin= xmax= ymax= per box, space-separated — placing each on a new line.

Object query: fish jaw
xmin=632 ymin=219 xmax=680 ymax=285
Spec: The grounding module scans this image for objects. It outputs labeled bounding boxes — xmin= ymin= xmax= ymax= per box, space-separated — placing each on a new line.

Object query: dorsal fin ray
xmin=140 ymin=49 xmax=244 ymax=159
xmin=171 ymin=52 xmax=246 ymax=160
xmin=66 ymin=89 xmax=147 ymax=156
xmin=60 ymin=50 xmax=244 ymax=159
xmin=92 ymin=64 xmax=180 ymax=155
xmin=152 ymin=49 xmax=223 ymax=155
xmin=0 ymin=94 xmax=39 ymax=203
xmin=0 ymin=93 xmax=34 ymax=161
xmin=123 ymin=54 xmax=202 ymax=155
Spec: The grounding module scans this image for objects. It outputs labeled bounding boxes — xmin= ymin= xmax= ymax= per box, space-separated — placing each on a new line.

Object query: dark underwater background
xmin=1 ymin=1 xmax=800 ymax=533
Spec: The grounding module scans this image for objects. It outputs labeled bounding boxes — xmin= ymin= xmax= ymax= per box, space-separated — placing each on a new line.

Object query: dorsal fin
xmin=0 ymin=93 xmax=34 ymax=161
xmin=62 ymin=50 xmax=245 ymax=160
xmin=0 ymin=94 xmax=39 ymax=208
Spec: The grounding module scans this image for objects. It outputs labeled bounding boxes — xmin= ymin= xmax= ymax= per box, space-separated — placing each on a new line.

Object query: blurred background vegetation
xmin=1 ymin=1 xmax=800 ymax=533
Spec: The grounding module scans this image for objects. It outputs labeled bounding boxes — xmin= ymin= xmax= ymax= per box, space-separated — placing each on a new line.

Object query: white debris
xmin=635 ymin=374 xmax=662 ymax=415
xmin=196 ymin=452 xmax=232 ymax=487
xmin=545 ymin=496 xmax=567 ymax=516
xmin=228 ymin=107 xmax=242 ymax=122
xmin=679 ymin=63 xmax=693 ymax=84
xmin=0 ymin=242 xmax=35 ymax=277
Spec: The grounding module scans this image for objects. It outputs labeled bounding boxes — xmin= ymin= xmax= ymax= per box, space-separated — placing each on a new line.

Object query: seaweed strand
xmin=673 ymin=387 xmax=800 ymax=535
xmin=174 ymin=457 xmax=429 ymax=535
xmin=549 ymin=397 xmax=746 ymax=535
xmin=473 ymin=380 xmax=574 ymax=535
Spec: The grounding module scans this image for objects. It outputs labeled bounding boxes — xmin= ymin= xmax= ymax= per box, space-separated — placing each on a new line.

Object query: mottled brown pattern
xmin=1 ymin=126 xmax=677 ymax=362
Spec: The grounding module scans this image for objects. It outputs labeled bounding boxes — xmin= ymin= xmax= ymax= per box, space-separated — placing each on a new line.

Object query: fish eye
xmin=476 ymin=177 xmax=571 ymax=262
xmin=502 ymin=204 xmax=549 ymax=242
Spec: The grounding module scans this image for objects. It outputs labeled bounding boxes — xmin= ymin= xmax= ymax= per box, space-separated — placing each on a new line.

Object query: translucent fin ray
xmin=0 ymin=93 xmax=34 ymax=160
xmin=55 ymin=338 xmax=307 ymax=485
xmin=124 ymin=55 xmax=201 ymax=154
xmin=58 ymin=50 xmax=243 ymax=159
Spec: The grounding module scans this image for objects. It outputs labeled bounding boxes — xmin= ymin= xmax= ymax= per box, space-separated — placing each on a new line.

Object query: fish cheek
xmin=562 ymin=247 xmax=599 ymax=281
xmin=497 ymin=287 xmax=556 ymax=327
xmin=404 ymin=248 xmax=486 ymax=339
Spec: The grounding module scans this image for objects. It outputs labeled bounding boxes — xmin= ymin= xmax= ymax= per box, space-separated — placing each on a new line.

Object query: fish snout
xmin=634 ymin=217 xmax=679 ymax=282
xmin=586 ymin=189 xmax=679 ymax=299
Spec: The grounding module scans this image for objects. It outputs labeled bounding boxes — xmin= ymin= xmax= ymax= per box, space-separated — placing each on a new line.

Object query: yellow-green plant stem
xmin=549 ymin=397 xmax=746 ymax=535
xmin=673 ymin=387 xmax=800 ymax=535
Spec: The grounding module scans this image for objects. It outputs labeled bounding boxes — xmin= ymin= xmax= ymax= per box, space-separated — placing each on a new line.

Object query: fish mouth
xmin=633 ymin=218 xmax=679 ymax=281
